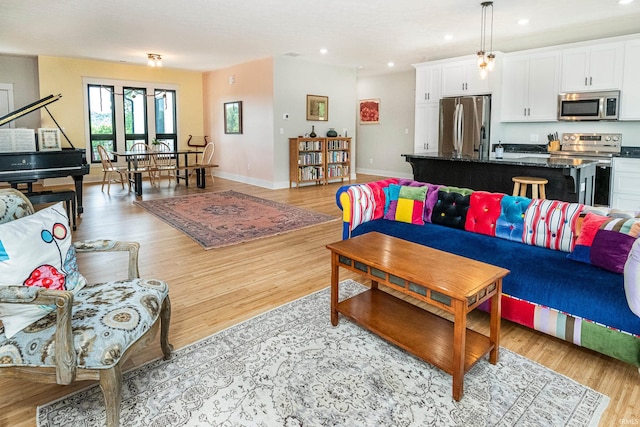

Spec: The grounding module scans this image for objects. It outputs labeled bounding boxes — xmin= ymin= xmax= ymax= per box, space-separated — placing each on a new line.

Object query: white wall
xmin=0 ymin=55 xmax=40 ymax=129
xmin=273 ymin=56 xmax=357 ymax=187
xmin=356 ymin=71 xmax=415 ymax=179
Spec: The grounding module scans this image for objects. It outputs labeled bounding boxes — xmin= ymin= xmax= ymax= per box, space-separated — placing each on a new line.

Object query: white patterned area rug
xmin=37 ymin=280 xmax=609 ymax=427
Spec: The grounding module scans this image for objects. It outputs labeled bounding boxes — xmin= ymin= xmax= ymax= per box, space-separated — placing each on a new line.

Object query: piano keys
xmin=0 ymin=94 xmax=90 ymax=214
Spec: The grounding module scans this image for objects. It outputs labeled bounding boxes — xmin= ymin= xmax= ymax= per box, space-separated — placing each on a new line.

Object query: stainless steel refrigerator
xmin=439 ymin=95 xmax=491 ymax=158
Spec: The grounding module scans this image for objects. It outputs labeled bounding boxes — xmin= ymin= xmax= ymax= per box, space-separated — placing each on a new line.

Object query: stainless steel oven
xmin=549 ymin=133 xmax=621 ymax=206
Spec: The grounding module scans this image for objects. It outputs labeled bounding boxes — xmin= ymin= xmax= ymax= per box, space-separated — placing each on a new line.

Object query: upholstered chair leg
xmin=160 ymin=296 xmax=173 ymax=359
xmin=99 ymin=365 xmax=122 ymax=427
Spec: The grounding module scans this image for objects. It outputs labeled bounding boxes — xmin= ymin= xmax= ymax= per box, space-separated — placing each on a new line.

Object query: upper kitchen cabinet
xmin=414 ymin=64 xmax=441 ymax=104
xmin=620 ymin=38 xmax=640 ymax=120
xmin=560 ymin=42 xmax=624 ymax=92
xmin=441 ymin=57 xmax=492 ymax=96
xmin=501 ymin=51 xmax=561 ymax=122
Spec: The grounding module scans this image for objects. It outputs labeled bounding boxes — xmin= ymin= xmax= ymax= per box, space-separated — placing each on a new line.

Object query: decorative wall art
xmin=306 ymin=95 xmax=328 ymax=121
xmin=359 ymin=98 xmax=380 ymax=124
xmin=224 ymin=101 xmax=243 ymax=134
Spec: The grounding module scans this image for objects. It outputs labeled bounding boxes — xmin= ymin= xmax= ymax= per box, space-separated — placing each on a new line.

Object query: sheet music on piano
xmin=0 ymin=128 xmax=37 ymax=152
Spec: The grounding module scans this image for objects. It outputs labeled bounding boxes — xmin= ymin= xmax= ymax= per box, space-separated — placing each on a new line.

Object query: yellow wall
xmin=37 ymin=56 xmax=204 ymax=153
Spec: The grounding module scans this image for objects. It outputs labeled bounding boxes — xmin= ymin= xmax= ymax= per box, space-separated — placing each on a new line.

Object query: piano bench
xmin=26 ymin=190 xmax=77 ymax=230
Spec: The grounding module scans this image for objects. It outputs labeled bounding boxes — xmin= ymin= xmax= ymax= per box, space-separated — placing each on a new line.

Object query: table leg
xmin=183 ymin=153 xmax=189 ymax=187
xmin=134 ymin=172 xmax=142 ymax=196
xmin=371 ymin=280 xmax=379 ymax=289
xmin=489 ymin=279 xmax=502 ymax=364
xmin=330 ymin=252 xmax=340 ymax=326
xmin=452 ymin=299 xmax=466 ymax=401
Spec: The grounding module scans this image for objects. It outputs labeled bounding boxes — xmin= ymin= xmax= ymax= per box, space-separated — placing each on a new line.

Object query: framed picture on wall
xmin=359 ymin=98 xmax=380 ymax=124
xmin=37 ymin=128 xmax=62 ymax=151
xmin=306 ymin=95 xmax=328 ymax=121
xmin=224 ymin=101 xmax=243 ymax=134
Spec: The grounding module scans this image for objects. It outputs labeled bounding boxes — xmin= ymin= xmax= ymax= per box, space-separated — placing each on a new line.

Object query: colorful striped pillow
xmin=522 ymin=199 xmax=584 ymax=252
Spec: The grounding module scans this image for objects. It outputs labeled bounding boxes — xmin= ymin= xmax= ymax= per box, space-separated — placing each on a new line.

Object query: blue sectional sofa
xmin=336 ymin=178 xmax=640 ymax=367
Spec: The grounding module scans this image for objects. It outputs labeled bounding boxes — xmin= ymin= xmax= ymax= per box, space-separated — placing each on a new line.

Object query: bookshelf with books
xmin=289 ymin=137 xmax=352 ymax=187
xmin=325 ymin=137 xmax=351 ymax=184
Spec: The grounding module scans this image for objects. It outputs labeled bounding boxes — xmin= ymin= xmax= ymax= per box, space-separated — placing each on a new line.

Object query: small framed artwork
xmin=224 ymin=101 xmax=243 ymax=134
xmin=306 ymin=95 xmax=328 ymax=121
xmin=37 ymin=128 xmax=62 ymax=151
xmin=359 ymin=99 xmax=380 ymax=124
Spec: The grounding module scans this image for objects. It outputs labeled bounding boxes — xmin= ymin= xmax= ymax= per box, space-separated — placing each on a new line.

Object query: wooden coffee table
xmin=326 ymin=232 xmax=509 ymax=401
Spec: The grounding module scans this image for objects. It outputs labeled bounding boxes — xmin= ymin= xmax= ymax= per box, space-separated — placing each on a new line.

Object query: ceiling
xmin=1 ymin=0 xmax=640 ymax=76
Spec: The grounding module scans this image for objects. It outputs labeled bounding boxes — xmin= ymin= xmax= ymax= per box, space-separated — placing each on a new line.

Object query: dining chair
xmin=188 ymin=141 xmax=218 ymax=183
xmin=97 ymin=145 xmax=131 ymax=194
xmin=0 ymin=189 xmax=172 ymax=427
xmin=151 ymin=142 xmax=177 ymax=186
xmin=129 ymin=143 xmax=157 ymax=186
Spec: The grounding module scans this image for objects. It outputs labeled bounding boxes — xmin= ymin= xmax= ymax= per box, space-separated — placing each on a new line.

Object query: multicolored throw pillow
xmin=568 ymin=212 xmax=640 ymax=273
xmin=522 ymin=199 xmax=584 ymax=252
xmin=0 ymin=203 xmax=86 ymax=338
xmin=383 ymin=184 xmax=428 ymax=225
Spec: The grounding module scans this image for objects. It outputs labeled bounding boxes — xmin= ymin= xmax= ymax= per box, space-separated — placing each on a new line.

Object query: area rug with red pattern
xmin=133 ymin=190 xmax=338 ymax=250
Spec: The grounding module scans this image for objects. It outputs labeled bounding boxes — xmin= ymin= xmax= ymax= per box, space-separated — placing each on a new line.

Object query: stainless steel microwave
xmin=558 ymin=90 xmax=620 ymax=121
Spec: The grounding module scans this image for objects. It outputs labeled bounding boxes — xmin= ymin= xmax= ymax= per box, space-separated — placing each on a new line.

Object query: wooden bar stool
xmin=512 ymin=176 xmax=548 ymax=199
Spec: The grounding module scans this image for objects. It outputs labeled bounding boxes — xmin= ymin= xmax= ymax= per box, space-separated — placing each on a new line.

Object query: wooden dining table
xmin=111 ymin=149 xmax=204 ymax=196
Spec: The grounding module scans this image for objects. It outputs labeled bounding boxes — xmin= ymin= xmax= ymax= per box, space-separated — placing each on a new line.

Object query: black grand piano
xmin=0 ymin=94 xmax=90 ymax=214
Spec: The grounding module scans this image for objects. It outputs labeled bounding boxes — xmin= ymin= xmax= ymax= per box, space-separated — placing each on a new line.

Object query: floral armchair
xmin=0 ymin=188 xmax=172 ymax=427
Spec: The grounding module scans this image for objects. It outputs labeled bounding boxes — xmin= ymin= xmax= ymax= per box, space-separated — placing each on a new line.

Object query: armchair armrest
xmin=0 ymin=286 xmax=76 ymax=385
xmin=73 ymin=240 xmax=140 ymax=279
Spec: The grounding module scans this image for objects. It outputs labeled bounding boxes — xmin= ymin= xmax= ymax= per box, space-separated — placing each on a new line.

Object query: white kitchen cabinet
xmin=441 ymin=58 xmax=491 ymax=96
xmin=620 ymin=38 xmax=640 ymax=120
xmin=500 ymin=51 xmax=560 ymax=122
xmin=611 ymin=157 xmax=640 ymax=210
xmin=415 ymin=64 xmax=441 ymax=104
xmin=414 ymin=102 xmax=439 ymax=154
xmin=560 ymin=42 xmax=624 ymax=92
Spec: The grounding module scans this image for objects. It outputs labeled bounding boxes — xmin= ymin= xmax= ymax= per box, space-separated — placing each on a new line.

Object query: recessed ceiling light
xmin=618 ymin=0 xmax=634 ymax=4
xmin=320 ymin=48 xmax=328 ymax=55
xmin=517 ymin=18 xmax=529 ymax=25
xmin=387 ymin=62 xmax=395 ymax=67
xmin=444 ymin=34 xmax=453 ymax=41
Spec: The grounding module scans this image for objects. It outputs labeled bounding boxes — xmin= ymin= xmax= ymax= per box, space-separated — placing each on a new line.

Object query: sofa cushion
xmin=495 ymin=195 xmax=531 ymax=242
xmin=0 ymin=203 xmax=87 ymax=338
xmin=383 ymin=184 xmax=428 ymax=225
xmin=397 ymin=179 xmax=443 ymax=223
xmin=465 ymin=191 xmax=504 ymax=236
xmin=523 ymin=199 xmax=584 ymax=252
xmin=432 ymin=188 xmax=472 ymax=229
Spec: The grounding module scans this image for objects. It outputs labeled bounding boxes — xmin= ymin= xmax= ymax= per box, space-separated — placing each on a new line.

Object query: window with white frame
xmin=85 ymin=79 xmax=177 ymax=163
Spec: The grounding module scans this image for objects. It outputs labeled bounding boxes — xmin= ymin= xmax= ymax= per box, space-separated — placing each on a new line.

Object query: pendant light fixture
xmin=147 ymin=53 xmax=163 ymax=67
xmin=477 ymin=1 xmax=495 ymax=80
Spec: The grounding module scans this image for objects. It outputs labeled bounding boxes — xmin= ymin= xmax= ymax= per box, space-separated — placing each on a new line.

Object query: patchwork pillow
xmin=395 ymin=179 xmax=442 ymax=223
xmin=0 ymin=203 xmax=86 ymax=338
xmin=567 ymin=212 xmax=611 ymax=264
xmin=624 ymin=239 xmax=640 ymax=317
xmin=383 ymin=184 xmax=428 ymax=225
xmin=522 ymin=199 xmax=584 ymax=252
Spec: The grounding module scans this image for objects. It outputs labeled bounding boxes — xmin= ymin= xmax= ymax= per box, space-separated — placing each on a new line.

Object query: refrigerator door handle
xmin=458 ymin=104 xmax=464 ymax=153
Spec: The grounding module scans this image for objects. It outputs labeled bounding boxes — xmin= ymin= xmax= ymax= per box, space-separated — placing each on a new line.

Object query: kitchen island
xmin=402 ymin=153 xmax=596 ymax=205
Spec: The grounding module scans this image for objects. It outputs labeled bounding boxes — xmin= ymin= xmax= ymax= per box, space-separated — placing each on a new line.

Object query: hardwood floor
xmin=1 ymin=175 xmax=638 ymax=426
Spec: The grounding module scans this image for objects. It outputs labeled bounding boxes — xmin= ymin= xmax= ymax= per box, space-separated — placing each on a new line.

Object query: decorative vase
xmin=326 ymin=128 xmax=338 ymax=137
xmin=309 ymin=126 xmax=317 ymax=138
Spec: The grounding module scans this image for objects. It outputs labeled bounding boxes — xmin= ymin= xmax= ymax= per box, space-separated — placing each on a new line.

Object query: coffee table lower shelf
xmin=338 ymin=288 xmax=494 ymax=375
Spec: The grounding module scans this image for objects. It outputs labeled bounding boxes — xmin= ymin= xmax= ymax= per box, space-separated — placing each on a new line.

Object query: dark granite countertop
xmin=403 ymin=152 xmax=597 ymax=169
xmin=620 ymin=147 xmax=640 ymax=158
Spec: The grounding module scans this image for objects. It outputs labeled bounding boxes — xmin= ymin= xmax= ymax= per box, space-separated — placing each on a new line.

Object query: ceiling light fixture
xmin=477 ymin=1 xmax=495 ymax=80
xmin=147 ymin=53 xmax=162 ymax=67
